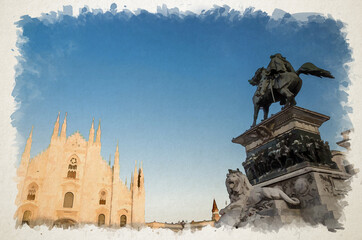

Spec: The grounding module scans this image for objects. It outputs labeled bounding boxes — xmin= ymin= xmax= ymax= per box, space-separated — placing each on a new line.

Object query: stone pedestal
xmin=239 ymin=200 xmax=303 ymax=229
xmin=232 ymin=106 xmax=338 ymax=185
xmin=255 ymin=167 xmax=350 ymax=229
xmin=232 ymin=106 xmax=351 ymax=230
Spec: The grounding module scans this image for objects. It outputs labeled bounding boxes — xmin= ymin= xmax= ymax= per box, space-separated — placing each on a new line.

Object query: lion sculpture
xmin=216 ymin=169 xmax=300 ymax=227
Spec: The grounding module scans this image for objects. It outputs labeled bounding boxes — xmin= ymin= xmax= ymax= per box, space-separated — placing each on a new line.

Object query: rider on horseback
xmin=257 ymin=54 xmax=294 ymax=99
xmin=267 ymin=53 xmax=295 ymax=75
xmin=266 ymin=54 xmax=295 ymax=98
xmin=248 ymin=53 xmax=334 ymax=127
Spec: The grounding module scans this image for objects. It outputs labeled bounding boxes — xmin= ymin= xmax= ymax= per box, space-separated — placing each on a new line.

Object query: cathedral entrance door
xmin=53 ymin=218 xmax=77 ymax=229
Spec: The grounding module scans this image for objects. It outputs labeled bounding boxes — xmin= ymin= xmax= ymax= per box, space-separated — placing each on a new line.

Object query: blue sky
xmin=13 ymin=6 xmax=351 ymax=222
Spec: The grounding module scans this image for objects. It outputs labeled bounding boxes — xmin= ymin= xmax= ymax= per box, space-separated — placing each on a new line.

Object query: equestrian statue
xmin=249 ymin=53 xmax=334 ymax=126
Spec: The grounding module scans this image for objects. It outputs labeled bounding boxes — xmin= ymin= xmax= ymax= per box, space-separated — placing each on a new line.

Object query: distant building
xmin=15 ymin=113 xmax=145 ymax=228
xmin=146 ymin=199 xmax=220 ymax=231
xmin=332 ymin=129 xmax=356 ymax=175
xmin=211 ymin=199 xmax=220 ymax=222
xmin=336 ymin=129 xmax=351 ymax=150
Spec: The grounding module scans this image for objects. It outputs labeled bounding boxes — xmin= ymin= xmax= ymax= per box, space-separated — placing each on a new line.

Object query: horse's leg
xmin=279 ymin=88 xmax=296 ymax=107
xmin=253 ymin=104 xmax=260 ymax=127
xmin=289 ymin=93 xmax=297 ymax=106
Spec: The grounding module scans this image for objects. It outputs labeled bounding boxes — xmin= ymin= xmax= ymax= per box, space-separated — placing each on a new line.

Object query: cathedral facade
xmin=15 ymin=113 xmax=145 ymax=228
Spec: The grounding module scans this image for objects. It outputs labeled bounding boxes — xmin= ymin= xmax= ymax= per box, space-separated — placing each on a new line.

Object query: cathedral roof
xmin=65 ymin=131 xmax=87 ymax=149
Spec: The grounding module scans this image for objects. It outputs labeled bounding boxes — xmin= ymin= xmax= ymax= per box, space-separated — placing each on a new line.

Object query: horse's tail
xmin=296 ymin=62 xmax=334 ymax=79
xmin=279 ymin=191 xmax=300 ymax=205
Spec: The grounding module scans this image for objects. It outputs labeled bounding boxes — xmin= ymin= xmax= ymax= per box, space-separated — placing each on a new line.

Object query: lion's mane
xmin=226 ymin=169 xmax=253 ymax=204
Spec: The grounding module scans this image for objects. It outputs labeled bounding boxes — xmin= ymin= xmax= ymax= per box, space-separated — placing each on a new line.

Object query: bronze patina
xmin=248 ymin=53 xmax=334 ymax=126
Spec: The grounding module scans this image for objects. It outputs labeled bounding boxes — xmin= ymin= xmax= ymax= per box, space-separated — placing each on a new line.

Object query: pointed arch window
xmin=120 ymin=215 xmax=127 ymax=227
xmin=63 ymin=192 xmax=74 ymax=208
xmin=27 ymin=184 xmax=38 ymax=201
xmin=99 ymin=190 xmax=106 ymax=205
xmin=22 ymin=210 xmax=32 ymax=225
xmin=137 ymin=169 xmax=141 ymax=188
xmin=67 ymin=157 xmax=78 ymax=179
xmin=98 ymin=214 xmax=105 ymax=226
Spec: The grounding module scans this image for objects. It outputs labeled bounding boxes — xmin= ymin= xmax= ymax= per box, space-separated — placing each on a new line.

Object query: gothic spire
xmin=60 ymin=112 xmax=67 ymax=140
xmin=114 ymin=142 xmax=119 ymax=166
xmin=138 ymin=164 xmax=143 ymax=189
xmin=133 ymin=160 xmax=139 ymax=189
xmin=113 ymin=142 xmax=120 ymax=182
xmin=134 ymin=160 xmax=138 ymax=176
xmin=88 ymin=118 xmax=95 ymax=143
xmin=18 ymin=126 xmax=33 ymax=178
xmin=95 ymin=119 xmax=101 ymax=144
xmin=21 ymin=126 xmax=33 ymax=162
xmin=51 ymin=112 xmax=60 ymax=140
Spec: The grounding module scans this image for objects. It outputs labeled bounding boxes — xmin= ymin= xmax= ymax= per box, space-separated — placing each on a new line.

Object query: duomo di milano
xmin=15 ymin=113 xmax=145 ymax=228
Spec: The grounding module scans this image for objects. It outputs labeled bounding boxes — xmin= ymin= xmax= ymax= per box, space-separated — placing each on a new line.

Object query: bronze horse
xmin=248 ymin=62 xmax=334 ymax=127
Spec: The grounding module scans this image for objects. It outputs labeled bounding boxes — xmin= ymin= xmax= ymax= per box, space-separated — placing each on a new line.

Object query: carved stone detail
xmin=242 ymin=131 xmax=338 ymax=185
xmin=319 ymin=174 xmax=334 ymax=195
xmin=217 ymin=169 xmax=300 ymax=228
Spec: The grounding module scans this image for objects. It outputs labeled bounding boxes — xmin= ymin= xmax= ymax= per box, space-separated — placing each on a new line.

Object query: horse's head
xmin=248 ymin=67 xmax=266 ymax=86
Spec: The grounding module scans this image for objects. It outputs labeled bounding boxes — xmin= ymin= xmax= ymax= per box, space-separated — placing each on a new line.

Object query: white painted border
xmin=1 ymin=0 xmax=361 ymax=239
